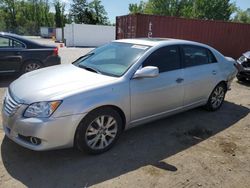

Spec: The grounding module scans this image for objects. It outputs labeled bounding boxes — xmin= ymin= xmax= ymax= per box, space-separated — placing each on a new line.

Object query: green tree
xmin=129 ymin=0 xmax=236 ymax=21
xmin=233 ymin=8 xmax=250 ymax=23
xmin=89 ymin=0 xmax=109 ymax=25
xmin=176 ymin=0 xmax=195 ymax=18
xmin=70 ymin=0 xmax=93 ymax=24
xmin=143 ymin=0 xmax=192 ymax=17
xmin=1 ymin=0 xmax=18 ymax=33
xmin=130 ymin=0 xmax=195 ymax=17
xmin=129 ymin=1 xmax=145 ymax=14
xmin=0 ymin=9 xmax=6 ymax=30
xmin=0 ymin=0 xmax=55 ymax=35
xmin=192 ymin=0 xmax=235 ymax=21
xmin=54 ymin=0 xmax=65 ymax=28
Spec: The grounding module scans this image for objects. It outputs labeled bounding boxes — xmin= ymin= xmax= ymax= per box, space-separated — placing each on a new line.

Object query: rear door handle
xmin=212 ymin=70 xmax=217 ymax=75
xmin=176 ymin=78 xmax=184 ymax=83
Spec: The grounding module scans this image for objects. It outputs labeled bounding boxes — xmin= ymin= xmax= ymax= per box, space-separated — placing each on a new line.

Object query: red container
xmin=116 ymin=14 xmax=250 ymax=59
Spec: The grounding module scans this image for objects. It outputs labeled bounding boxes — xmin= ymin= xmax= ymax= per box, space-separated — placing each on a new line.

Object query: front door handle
xmin=176 ymin=78 xmax=184 ymax=83
xmin=212 ymin=70 xmax=217 ymax=75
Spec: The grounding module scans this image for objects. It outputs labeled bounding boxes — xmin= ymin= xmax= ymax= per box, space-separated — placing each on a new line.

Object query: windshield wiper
xmin=72 ymin=53 xmax=95 ymax=64
xmin=82 ymin=52 xmax=95 ymax=58
xmin=79 ymin=65 xmax=102 ymax=74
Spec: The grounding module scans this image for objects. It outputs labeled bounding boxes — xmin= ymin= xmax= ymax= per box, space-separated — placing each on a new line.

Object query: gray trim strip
xmin=0 ymin=70 xmax=16 ymax=73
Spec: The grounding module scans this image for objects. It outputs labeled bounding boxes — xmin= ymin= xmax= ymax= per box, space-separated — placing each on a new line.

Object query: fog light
xmin=30 ymin=137 xmax=41 ymax=145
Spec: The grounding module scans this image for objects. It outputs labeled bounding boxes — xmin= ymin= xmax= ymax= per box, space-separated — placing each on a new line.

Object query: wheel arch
xmin=73 ymin=105 xmax=127 ymax=150
xmin=97 ymin=105 xmax=127 ymax=130
xmin=20 ymin=59 xmax=44 ymax=72
xmin=216 ymin=80 xmax=228 ymax=91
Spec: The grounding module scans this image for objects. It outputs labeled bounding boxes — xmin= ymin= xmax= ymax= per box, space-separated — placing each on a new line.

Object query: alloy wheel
xmin=85 ymin=115 xmax=118 ymax=150
xmin=210 ymin=86 xmax=225 ymax=109
xmin=25 ymin=63 xmax=41 ymax=72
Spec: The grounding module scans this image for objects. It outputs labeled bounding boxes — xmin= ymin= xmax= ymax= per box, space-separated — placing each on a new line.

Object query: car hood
xmin=10 ymin=64 xmax=118 ymax=104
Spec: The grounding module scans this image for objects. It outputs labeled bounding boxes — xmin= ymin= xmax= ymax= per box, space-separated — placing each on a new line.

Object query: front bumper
xmin=235 ymin=61 xmax=250 ymax=79
xmin=2 ymin=105 xmax=85 ymax=151
xmin=237 ymin=71 xmax=250 ymax=79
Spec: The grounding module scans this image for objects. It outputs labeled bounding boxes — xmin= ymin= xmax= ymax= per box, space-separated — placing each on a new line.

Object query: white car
xmin=2 ymin=38 xmax=237 ymax=154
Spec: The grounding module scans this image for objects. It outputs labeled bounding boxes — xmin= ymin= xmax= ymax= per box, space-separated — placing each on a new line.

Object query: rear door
xmin=0 ymin=36 xmax=25 ymax=73
xmin=130 ymin=45 xmax=185 ymax=121
xmin=181 ymin=45 xmax=220 ymax=106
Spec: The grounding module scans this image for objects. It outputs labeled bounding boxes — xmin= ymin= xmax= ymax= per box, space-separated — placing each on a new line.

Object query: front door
xmin=130 ymin=45 xmax=184 ymax=122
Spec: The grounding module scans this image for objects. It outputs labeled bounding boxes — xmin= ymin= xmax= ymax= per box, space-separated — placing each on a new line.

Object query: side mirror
xmin=133 ymin=66 xmax=159 ymax=79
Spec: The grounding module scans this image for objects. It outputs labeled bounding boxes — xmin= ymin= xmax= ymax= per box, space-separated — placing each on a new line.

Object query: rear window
xmin=0 ymin=36 xmax=25 ymax=48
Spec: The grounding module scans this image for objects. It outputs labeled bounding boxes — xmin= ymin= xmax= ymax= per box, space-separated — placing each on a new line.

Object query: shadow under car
xmin=1 ymin=101 xmax=249 ymax=187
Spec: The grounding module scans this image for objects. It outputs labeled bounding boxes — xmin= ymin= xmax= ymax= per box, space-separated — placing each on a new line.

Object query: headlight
xmin=24 ymin=101 xmax=62 ymax=118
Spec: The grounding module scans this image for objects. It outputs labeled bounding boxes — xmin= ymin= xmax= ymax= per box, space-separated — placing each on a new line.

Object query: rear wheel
xmin=205 ymin=83 xmax=226 ymax=111
xmin=21 ymin=61 xmax=43 ymax=74
xmin=75 ymin=107 xmax=123 ymax=154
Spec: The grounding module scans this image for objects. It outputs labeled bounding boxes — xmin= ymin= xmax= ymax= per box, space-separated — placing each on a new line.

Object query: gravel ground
xmin=0 ymin=38 xmax=250 ymax=188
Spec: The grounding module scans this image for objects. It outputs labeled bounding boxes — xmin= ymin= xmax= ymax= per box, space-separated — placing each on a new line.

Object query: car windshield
xmin=73 ymin=42 xmax=150 ymax=77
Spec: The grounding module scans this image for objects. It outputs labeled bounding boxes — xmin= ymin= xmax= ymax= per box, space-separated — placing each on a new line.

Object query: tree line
xmin=0 ymin=0 xmax=109 ymax=35
xmin=129 ymin=0 xmax=250 ymax=24
xmin=0 ymin=0 xmax=250 ymax=36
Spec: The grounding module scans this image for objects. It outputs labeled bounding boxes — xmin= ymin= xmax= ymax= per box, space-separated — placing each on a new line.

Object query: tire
xmin=236 ymin=75 xmax=246 ymax=82
xmin=21 ymin=60 xmax=43 ymax=74
xmin=205 ymin=83 xmax=226 ymax=111
xmin=75 ymin=107 xmax=123 ymax=154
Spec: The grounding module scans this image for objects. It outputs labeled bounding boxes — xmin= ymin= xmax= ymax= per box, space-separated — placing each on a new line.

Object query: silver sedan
xmin=2 ymin=38 xmax=237 ymax=154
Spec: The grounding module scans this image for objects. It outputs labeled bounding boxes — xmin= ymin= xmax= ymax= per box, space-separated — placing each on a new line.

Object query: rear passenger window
xmin=182 ymin=46 xmax=210 ymax=67
xmin=143 ymin=46 xmax=181 ymax=73
xmin=0 ymin=37 xmax=25 ymax=48
xmin=207 ymin=50 xmax=217 ymax=63
xmin=12 ymin=40 xmax=25 ymax=48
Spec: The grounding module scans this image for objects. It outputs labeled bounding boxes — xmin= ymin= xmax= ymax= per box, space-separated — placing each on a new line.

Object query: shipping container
xmin=40 ymin=27 xmax=56 ymax=38
xmin=64 ymin=24 xmax=115 ymax=47
xmin=116 ymin=14 xmax=250 ymax=59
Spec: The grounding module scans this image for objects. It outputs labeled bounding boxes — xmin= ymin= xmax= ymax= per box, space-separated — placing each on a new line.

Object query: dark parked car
xmin=0 ymin=32 xmax=60 ymax=75
xmin=236 ymin=51 xmax=250 ymax=82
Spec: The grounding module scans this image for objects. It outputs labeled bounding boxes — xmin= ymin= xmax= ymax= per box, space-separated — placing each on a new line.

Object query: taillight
xmin=53 ymin=47 xmax=58 ymax=56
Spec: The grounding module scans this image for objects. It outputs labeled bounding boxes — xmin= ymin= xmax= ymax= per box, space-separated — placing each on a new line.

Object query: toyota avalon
xmin=2 ymin=38 xmax=237 ymax=154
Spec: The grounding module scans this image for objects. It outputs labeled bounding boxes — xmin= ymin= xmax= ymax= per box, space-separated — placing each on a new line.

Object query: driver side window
xmin=143 ymin=46 xmax=181 ymax=73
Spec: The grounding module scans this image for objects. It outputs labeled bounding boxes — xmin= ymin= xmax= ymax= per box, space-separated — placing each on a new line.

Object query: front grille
xmin=3 ymin=90 xmax=21 ymax=116
xmin=242 ymin=61 xmax=250 ymax=68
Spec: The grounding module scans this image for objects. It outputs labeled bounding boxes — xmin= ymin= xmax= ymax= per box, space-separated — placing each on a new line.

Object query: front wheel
xmin=75 ymin=108 xmax=123 ymax=154
xmin=205 ymin=83 xmax=226 ymax=111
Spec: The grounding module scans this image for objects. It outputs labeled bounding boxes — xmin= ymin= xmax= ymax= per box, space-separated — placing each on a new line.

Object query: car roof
xmin=114 ymin=38 xmax=212 ymax=49
xmin=0 ymin=32 xmax=32 ymax=44
xmin=0 ymin=32 xmax=55 ymax=48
